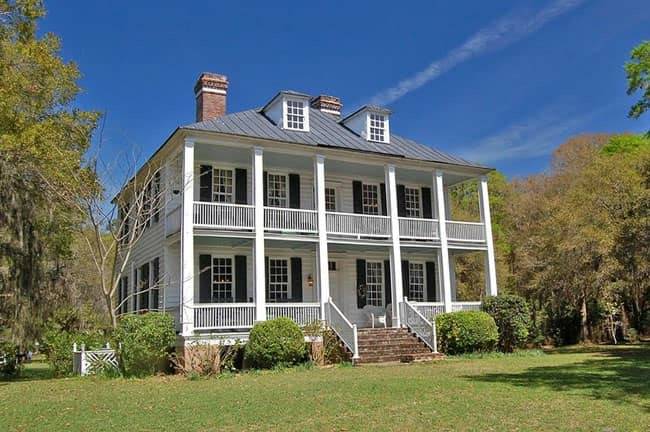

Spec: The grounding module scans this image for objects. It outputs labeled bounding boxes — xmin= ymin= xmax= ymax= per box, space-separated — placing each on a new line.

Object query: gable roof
xmin=182 ymin=107 xmax=488 ymax=170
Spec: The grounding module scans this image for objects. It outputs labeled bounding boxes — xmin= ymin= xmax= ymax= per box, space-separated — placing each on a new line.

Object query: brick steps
xmin=355 ymin=328 xmax=441 ymax=365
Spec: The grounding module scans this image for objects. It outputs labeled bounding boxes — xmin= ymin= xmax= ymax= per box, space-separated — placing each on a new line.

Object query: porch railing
xmin=193 ymin=202 xmax=255 ymax=229
xmin=399 ymin=217 xmax=439 ymax=240
xmin=446 ymin=221 xmax=485 ymax=242
xmin=326 ymin=212 xmax=390 ymax=237
xmin=452 ymin=301 xmax=482 ymax=312
xmin=325 ymin=297 xmax=359 ymax=360
xmin=411 ymin=302 xmax=445 ymax=320
xmin=264 ymin=207 xmax=318 ymax=233
xmin=165 ymin=205 xmax=182 ymax=236
xmin=266 ymin=303 xmax=321 ymax=326
xmin=400 ymin=298 xmax=437 ymax=353
xmin=193 ymin=303 xmax=256 ymax=330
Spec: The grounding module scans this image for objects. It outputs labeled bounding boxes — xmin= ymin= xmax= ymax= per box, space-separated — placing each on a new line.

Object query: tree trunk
xmin=580 ymin=295 xmax=590 ymax=343
xmin=105 ymin=291 xmax=117 ymax=328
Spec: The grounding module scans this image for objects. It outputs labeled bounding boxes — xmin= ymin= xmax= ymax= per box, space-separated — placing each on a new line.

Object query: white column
xmin=252 ymin=146 xmax=266 ymax=321
xmin=385 ymin=164 xmax=403 ymax=327
xmin=449 ymin=254 xmax=458 ymax=300
xmin=180 ymin=138 xmax=195 ymax=336
xmin=435 ymin=170 xmax=453 ymax=313
xmin=479 ymin=175 xmax=498 ymax=296
xmin=314 ymin=155 xmax=330 ymax=320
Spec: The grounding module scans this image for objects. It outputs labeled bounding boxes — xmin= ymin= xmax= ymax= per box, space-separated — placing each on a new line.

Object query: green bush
xmin=435 ymin=311 xmax=498 ymax=355
xmin=0 ymin=341 xmax=21 ymax=378
xmin=114 ymin=313 xmax=176 ymax=377
xmin=244 ymin=317 xmax=306 ymax=369
xmin=42 ymin=307 xmax=108 ymax=376
xmin=482 ymin=295 xmax=531 ymax=352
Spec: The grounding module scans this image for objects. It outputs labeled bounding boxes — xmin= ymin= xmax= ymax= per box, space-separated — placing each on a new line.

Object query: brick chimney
xmin=194 ymin=72 xmax=229 ymax=122
xmin=310 ymin=95 xmax=342 ymax=117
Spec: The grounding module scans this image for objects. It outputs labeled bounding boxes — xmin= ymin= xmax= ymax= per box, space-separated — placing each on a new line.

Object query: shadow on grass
xmin=0 ymin=360 xmax=56 ymax=383
xmin=468 ymin=344 xmax=650 ymax=412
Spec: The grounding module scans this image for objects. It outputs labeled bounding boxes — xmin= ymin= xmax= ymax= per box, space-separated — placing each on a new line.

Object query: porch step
xmin=355 ymin=328 xmax=441 ymax=365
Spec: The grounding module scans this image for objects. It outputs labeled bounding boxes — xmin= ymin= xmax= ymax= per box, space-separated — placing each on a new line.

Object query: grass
xmin=1 ymin=344 xmax=649 ymax=431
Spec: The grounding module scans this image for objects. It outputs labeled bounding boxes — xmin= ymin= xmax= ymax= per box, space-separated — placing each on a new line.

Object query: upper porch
xmin=163 ymin=138 xmax=491 ymax=247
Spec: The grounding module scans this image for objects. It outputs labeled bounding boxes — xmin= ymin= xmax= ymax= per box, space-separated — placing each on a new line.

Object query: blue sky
xmin=40 ymin=0 xmax=649 ymax=177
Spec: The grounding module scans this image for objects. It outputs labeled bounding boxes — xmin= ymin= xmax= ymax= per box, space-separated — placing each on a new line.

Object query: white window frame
xmin=362 ymin=183 xmax=380 ymax=216
xmin=366 ymin=261 xmax=384 ymax=307
xmin=283 ymin=98 xmax=310 ymax=132
xmin=367 ymin=112 xmax=390 ymax=143
xmin=212 ymin=167 xmax=234 ymax=203
xmin=211 ymin=255 xmax=235 ymax=303
xmin=267 ymin=172 xmax=288 ymax=208
xmin=268 ymin=257 xmax=290 ymax=302
xmin=404 ymin=186 xmax=422 ymax=218
xmin=408 ymin=261 xmax=426 ymax=302
xmin=324 ymin=187 xmax=337 ymax=212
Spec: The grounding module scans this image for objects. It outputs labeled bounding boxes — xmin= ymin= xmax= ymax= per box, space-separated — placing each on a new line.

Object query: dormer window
xmin=369 ymin=113 xmax=386 ymax=142
xmin=285 ymin=99 xmax=306 ymax=130
xmin=341 ymin=105 xmax=391 ymax=143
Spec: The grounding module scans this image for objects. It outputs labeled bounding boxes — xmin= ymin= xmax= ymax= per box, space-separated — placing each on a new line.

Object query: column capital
xmin=315 ymin=154 xmax=326 ymax=164
xmin=184 ymin=138 xmax=195 ymax=148
xmin=253 ymin=146 xmax=264 ymax=156
xmin=479 ymin=174 xmax=489 ymax=183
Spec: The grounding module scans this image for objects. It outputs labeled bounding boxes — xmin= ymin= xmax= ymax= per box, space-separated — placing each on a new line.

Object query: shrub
xmin=482 ymin=295 xmax=532 ymax=352
xmin=244 ymin=317 xmax=306 ymax=369
xmin=42 ymin=307 xmax=108 ymax=376
xmin=171 ymin=341 xmax=243 ymax=377
xmin=0 ymin=341 xmax=21 ymax=378
xmin=435 ymin=311 xmax=498 ymax=354
xmin=114 ymin=313 xmax=176 ymax=377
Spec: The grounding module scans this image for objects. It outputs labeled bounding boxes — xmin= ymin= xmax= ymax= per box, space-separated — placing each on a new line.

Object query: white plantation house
xmin=116 ymin=72 xmax=498 ymax=363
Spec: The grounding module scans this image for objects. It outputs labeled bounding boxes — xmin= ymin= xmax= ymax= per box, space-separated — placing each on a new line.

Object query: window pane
xmin=286 ymin=100 xmax=305 ymax=130
xmin=269 ymin=259 xmax=289 ymax=302
xmin=267 ymin=174 xmax=287 ymax=207
xmin=325 ymin=188 xmax=336 ymax=211
xmin=213 ymin=169 xmax=233 ymax=203
xmin=408 ymin=263 xmax=425 ymax=302
xmin=212 ymin=257 xmax=233 ymax=302
xmin=362 ymin=184 xmax=379 ymax=215
xmin=405 ymin=187 xmax=421 ymax=218
xmin=366 ymin=261 xmax=383 ymax=307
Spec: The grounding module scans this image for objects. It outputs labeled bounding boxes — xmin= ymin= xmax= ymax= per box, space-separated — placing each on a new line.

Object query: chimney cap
xmin=194 ymin=72 xmax=229 ymax=95
xmin=310 ymin=94 xmax=342 ymax=116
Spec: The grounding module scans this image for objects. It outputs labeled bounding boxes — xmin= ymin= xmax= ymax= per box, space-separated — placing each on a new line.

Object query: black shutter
xmin=235 ymin=255 xmax=247 ymax=302
xmin=421 ymin=187 xmax=433 ymax=219
xmin=426 ymin=261 xmax=437 ymax=302
xmin=356 ymin=259 xmax=366 ymax=308
xmin=290 ymin=257 xmax=303 ymax=302
xmin=199 ymin=254 xmax=212 ymax=303
xmin=384 ymin=260 xmax=392 ymax=306
xmin=289 ymin=174 xmax=300 ymax=209
xmin=132 ymin=268 xmax=137 ymax=312
xmin=263 ymin=171 xmax=268 ymax=206
xmin=199 ymin=165 xmax=212 ymax=202
xmin=352 ymin=181 xmax=363 ymax=214
xmin=265 ymin=256 xmax=270 ymax=301
xmin=402 ymin=260 xmax=410 ymax=299
xmin=235 ymin=168 xmax=247 ymax=204
xmin=380 ymin=183 xmax=387 ymax=216
xmin=140 ymin=263 xmax=150 ymax=311
xmin=397 ymin=184 xmax=406 ymax=217
xmin=152 ymin=257 xmax=160 ymax=310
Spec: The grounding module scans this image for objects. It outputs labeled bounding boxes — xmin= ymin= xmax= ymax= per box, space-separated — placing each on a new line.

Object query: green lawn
xmin=1 ymin=345 xmax=649 ymax=431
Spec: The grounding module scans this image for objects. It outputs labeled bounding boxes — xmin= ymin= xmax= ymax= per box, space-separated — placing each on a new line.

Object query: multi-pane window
xmin=325 ymin=187 xmax=336 ymax=211
xmin=212 ymin=257 xmax=233 ymax=302
xmin=269 ymin=259 xmax=289 ymax=302
xmin=285 ymin=100 xmax=305 ymax=130
xmin=213 ymin=168 xmax=233 ymax=203
xmin=366 ymin=261 xmax=384 ymax=307
xmin=267 ymin=174 xmax=287 ymax=207
xmin=362 ymin=184 xmax=379 ymax=215
xmin=405 ymin=187 xmax=421 ymax=218
xmin=369 ymin=113 xmax=386 ymax=142
xmin=408 ymin=262 xmax=425 ymax=302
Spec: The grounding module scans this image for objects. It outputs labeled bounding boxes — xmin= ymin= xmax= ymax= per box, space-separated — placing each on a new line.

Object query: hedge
xmin=244 ymin=317 xmax=306 ymax=369
xmin=435 ymin=311 xmax=498 ymax=354
xmin=482 ymin=295 xmax=531 ymax=352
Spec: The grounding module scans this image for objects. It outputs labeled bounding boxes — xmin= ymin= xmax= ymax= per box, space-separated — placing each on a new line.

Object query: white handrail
xmin=398 ymin=217 xmax=439 ymax=240
xmin=446 ymin=221 xmax=486 ymax=242
xmin=451 ymin=301 xmax=482 ymax=312
xmin=193 ymin=202 xmax=255 ymax=229
xmin=266 ymin=303 xmax=321 ymax=326
xmin=325 ymin=297 xmax=359 ymax=360
xmin=410 ymin=302 xmax=445 ymax=320
xmin=400 ymin=297 xmax=437 ymax=353
xmin=193 ymin=303 xmax=256 ymax=330
xmin=264 ymin=207 xmax=318 ymax=233
xmin=325 ymin=211 xmax=391 ymax=237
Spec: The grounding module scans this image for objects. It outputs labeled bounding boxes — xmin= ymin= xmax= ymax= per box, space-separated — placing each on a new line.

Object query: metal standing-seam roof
xmin=182 ymin=105 xmax=488 ymax=170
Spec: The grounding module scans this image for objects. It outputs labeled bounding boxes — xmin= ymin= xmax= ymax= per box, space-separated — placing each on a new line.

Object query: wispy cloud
xmin=367 ymin=0 xmax=584 ymax=106
xmin=458 ymin=104 xmax=608 ymax=164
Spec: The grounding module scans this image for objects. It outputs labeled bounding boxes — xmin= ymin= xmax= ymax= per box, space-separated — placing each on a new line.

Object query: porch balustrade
xmin=193 ymin=303 xmax=256 ymax=330
xmin=266 ymin=303 xmax=320 ymax=326
xmin=411 ymin=302 xmax=445 ymax=320
xmin=264 ymin=207 xmax=318 ymax=233
xmin=398 ymin=217 xmax=439 ymax=240
xmin=325 ymin=298 xmax=359 ymax=359
xmin=193 ymin=202 xmax=255 ymax=229
xmin=400 ymin=299 xmax=437 ymax=352
xmin=446 ymin=221 xmax=485 ymax=242
xmin=325 ymin=211 xmax=390 ymax=237
xmin=451 ymin=301 xmax=482 ymax=312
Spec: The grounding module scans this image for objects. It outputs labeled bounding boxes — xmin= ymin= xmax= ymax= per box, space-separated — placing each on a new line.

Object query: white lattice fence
xmin=72 ymin=343 xmax=119 ymax=376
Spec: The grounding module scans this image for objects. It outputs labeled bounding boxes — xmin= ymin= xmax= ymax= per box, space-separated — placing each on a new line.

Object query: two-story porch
xmin=160 ymin=138 xmax=497 ymax=345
